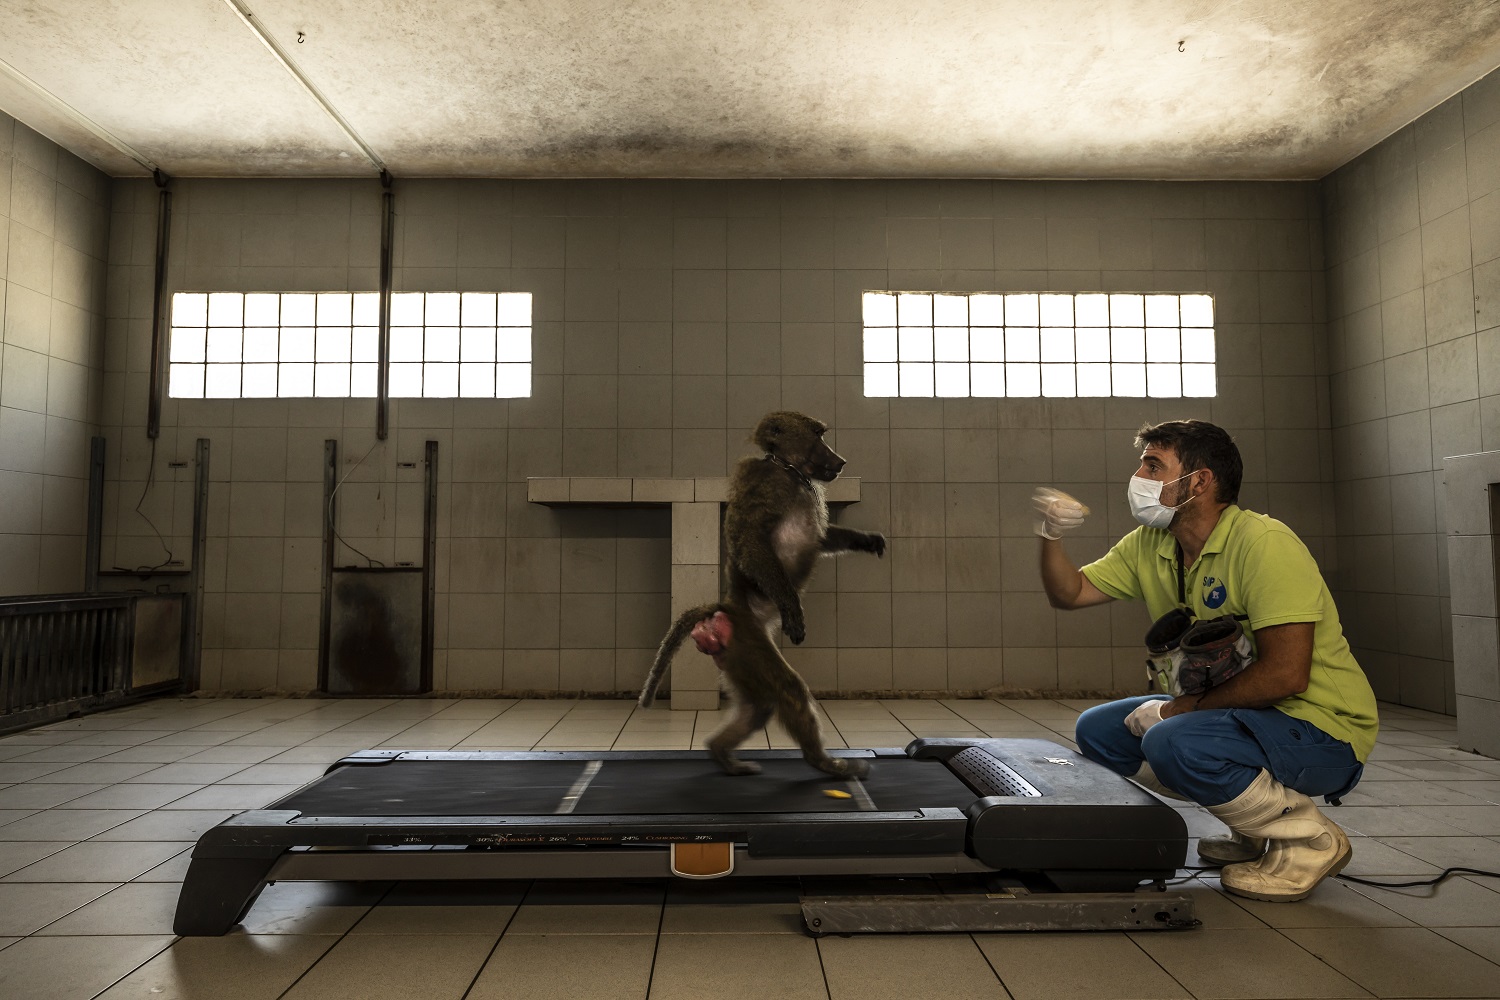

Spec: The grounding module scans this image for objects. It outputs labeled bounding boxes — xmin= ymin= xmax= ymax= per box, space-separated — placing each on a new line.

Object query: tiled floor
xmin=0 ymin=696 xmax=1497 ymax=999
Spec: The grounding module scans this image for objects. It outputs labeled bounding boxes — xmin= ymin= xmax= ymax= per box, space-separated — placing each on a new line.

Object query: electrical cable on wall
xmin=328 ymin=437 xmax=386 ymax=568
xmin=114 ymin=435 xmax=176 ymax=575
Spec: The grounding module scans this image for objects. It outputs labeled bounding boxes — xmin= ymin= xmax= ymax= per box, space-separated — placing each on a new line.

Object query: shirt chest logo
xmin=1202 ymin=575 xmax=1228 ymax=609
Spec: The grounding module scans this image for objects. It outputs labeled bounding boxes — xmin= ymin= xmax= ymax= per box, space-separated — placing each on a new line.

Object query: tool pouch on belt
xmin=1175 ymin=615 xmax=1253 ymax=695
xmin=1144 ymin=608 xmax=1194 ymax=695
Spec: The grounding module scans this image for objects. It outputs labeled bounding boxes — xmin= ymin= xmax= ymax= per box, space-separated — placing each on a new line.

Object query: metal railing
xmin=0 ymin=593 xmax=182 ymax=732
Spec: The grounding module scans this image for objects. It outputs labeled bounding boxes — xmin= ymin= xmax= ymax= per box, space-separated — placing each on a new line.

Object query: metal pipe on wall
xmin=422 ymin=440 xmax=438 ymax=693
xmin=317 ymin=439 xmax=338 ymax=691
xmin=377 ymin=171 xmax=394 ymax=441
xmin=145 ymin=171 xmax=172 ymax=440
xmin=185 ymin=438 xmax=210 ymax=692
xmin=85 ymin=437 xmax=105 ymax=594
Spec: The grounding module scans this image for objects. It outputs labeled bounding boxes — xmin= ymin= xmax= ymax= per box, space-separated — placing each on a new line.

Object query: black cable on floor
xmin=1336 ymin=867 xmax=1500 ymax=889
xmin=1158 ymin=866 xmax=1500 ymax=890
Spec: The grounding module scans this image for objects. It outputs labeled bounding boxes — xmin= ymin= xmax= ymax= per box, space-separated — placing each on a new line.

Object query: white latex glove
xmin=1032 ymin=487 xmax=1089 ymax=540
xmin=1125 ymin=698 xmax=1169 ymax=737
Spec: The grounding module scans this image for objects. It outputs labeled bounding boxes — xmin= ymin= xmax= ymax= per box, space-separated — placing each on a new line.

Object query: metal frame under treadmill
xmin=173 ymin=737 xmax=1191 ymax=936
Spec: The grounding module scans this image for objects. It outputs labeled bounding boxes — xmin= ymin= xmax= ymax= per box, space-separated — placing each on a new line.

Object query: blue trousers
xmin=1075 ymin=696 xmax=1364 ymax=807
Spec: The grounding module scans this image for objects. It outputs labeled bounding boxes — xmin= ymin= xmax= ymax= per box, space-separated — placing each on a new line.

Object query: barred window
xmin=167 ymin=291 xmax=532 ymax=399
xmin=861 ymin=292 xmax=1215 ymax=398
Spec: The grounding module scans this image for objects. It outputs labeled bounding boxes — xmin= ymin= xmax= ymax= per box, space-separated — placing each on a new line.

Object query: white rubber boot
xmin=1207 ymin=769 xmax=1351 ymax=902
xmin=1196 ymin=830 xmax=1266 ymax=866
xmin=1129 ymin=763 xmax=1187 ymax=801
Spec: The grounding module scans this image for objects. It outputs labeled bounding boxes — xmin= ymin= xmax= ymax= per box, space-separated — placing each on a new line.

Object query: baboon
xmin=638 ymin=411 xmax=886 ymax=778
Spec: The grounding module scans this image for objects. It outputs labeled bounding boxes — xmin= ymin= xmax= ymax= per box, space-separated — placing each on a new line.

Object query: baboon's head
xmin=753 ymin=411 xmax=846 ymax=482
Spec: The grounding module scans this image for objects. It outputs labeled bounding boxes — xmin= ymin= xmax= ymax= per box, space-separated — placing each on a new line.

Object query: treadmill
xmin=173 ymin=737 xmax=1194 ymax=936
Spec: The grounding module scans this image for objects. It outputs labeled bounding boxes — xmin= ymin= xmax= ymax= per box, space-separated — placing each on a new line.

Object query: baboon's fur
xmin=638 ymin=411 xmax=886 ymax=778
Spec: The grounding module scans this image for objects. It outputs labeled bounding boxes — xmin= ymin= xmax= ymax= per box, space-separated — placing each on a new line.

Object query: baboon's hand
xmin=859 ymin=531 xmax=886 ymax=557
xmin=782 ymin=609 xmax=806 ymax=645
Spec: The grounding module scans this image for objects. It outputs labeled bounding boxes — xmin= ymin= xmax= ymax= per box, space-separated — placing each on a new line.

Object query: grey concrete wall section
xmin=1321 ymin=65 xmax=1500 ymax=715
xmin=100 ymin=176 xmax=1332 ymax=695
xmin=0 ymin=110 xmax=111 ymax=597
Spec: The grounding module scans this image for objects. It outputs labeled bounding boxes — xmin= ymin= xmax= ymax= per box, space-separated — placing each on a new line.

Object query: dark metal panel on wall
xmin=318 ymin=438 xmax=437 ymax=695
xmin=327 ymin=569 xmax=424 ymax=695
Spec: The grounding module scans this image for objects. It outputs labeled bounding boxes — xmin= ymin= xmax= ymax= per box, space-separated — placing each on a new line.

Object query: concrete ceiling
xmin=3 ymin=0 xmax=1499 ymax=180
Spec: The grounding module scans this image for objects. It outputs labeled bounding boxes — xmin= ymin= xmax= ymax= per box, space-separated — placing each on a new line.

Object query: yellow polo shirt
xmin=1081 ymin=506 xmax=1378 ymax=762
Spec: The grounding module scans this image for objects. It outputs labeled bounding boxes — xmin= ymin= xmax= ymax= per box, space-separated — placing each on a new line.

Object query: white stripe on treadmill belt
xmin=849 ymin=775 xmax=877 ymax=811
xmin=556 ymin=760 xmax=603 ymax=814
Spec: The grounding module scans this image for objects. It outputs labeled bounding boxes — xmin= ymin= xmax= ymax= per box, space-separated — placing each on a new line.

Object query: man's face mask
xmin=1127 ymin=470 xmax=1198 ymax=528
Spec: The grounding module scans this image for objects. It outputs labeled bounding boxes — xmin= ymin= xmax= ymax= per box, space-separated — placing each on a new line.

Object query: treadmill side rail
xmin=801 ymin=890 xmax=1198 ymax=935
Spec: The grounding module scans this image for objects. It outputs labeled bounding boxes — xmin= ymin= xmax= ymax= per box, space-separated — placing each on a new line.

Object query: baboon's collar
xmin=764 ymin=453 xmax=815 ymax=491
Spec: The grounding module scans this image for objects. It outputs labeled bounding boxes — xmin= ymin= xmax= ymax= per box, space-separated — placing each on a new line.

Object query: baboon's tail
xmin=639 ymin=602 xmax=727 ymax=708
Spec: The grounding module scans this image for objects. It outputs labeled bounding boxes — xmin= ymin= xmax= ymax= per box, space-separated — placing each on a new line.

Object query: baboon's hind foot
xmin=709 ymin=749 xmax=762 ymax=776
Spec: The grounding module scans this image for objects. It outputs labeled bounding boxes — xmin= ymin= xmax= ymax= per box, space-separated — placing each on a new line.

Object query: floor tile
xmin=90 ymin=745 xmax=202 ymax=764
xmin=158 ymin=783 xmax=302 ymax=810
xmin=1332 ymin=806 xmax=1474 ymax=837
xmin=1130 ymin=927 xmax=1368 ymax=998
xmin=1419 ymin=806 xmax=1500 ymax=835
xmin=3 ymin=840 xmax=192 ymax=882
xmin=281 ymin=932 xmax=498 ymax=1000
xmin=1435 ymin=926 xmax=1500 ymax=964
xmin=0 ymin=807 xmax=144 ymax=841
xmin=652 ymin=932 xmax=829 ymax=1000
xmin=1341 ymin=839 xmax=1445 ymax=876
xmin=506 ymin=900 xmax=663 ymax=934
xmin=57 ymin=783 xmax=197 ymax=810
xmin=219 ymin=763 xmax=330 ymax=784
xmin=95 ymin=934 xmax=338 ymax=1000
xmin=0 ymin=881 xmax=118 ymax=935
xmin=132 ymin=847 xmax=195 ymax=882
xmin=35 ymin=881 xmax=182 ymax=935
xmin=123 ymin=762 xmax=250 ymax=784
xmin=0 ymin=841 xmax=70 ymax=877
xmin=91 ymin=809 xmax=235 ymax=842
xmin=351 ymin=881 xmax=525 ymax=934
xmin=0 ymin=934 xmax=173 ymax=999
xmin=0 ymin=762 xmax=72 ymax=782
xmin=1223 ymin=876 xmax=1414 ymax=928
xmin=466 ymin=933 xmax=655 ymax=1000
xmin=974 ymin=932 xmax=1190 ymax=1000
xmin=1344 ymin=876 xmax=1500 ymax=927
xmin=1287 ymin=926 xmax=1500 ymax=998
xmin=38 ymin=761 xmax=166 ymax=783
xmin=818 ymin=934 xmax=1010 ymax=1000
xmin=1372 ymin=836 xmax=1500 ymax=872
xmin=0 ymin=783 xmax=106 ymax=808
xmin=6 ymin=744 xmax=129 ymax=763
xmin=232 ymin=880 xmax=388 ymax=935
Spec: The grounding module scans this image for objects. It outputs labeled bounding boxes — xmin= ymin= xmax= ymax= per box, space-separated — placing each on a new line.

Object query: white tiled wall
xmin=0 ymin=110 xmax=111 ymax=596
xmin=1322 ymin=66 xmax=1500 ymax=713
xmin=98 ymin=176 xmax=1332 ymax=695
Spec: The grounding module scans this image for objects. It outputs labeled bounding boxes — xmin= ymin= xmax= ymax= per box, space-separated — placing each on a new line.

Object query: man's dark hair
xmin=1135 ymin=420 xmax=1242 ymax=504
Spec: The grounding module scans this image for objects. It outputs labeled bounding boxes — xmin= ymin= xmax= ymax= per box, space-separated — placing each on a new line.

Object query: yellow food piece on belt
xmin=823 ymin=789 xmax=852 ymax=799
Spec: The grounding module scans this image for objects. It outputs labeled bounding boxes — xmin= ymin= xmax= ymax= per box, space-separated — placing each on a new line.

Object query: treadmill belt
xmin=273 ymin=755 xmax=978 ymax=818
